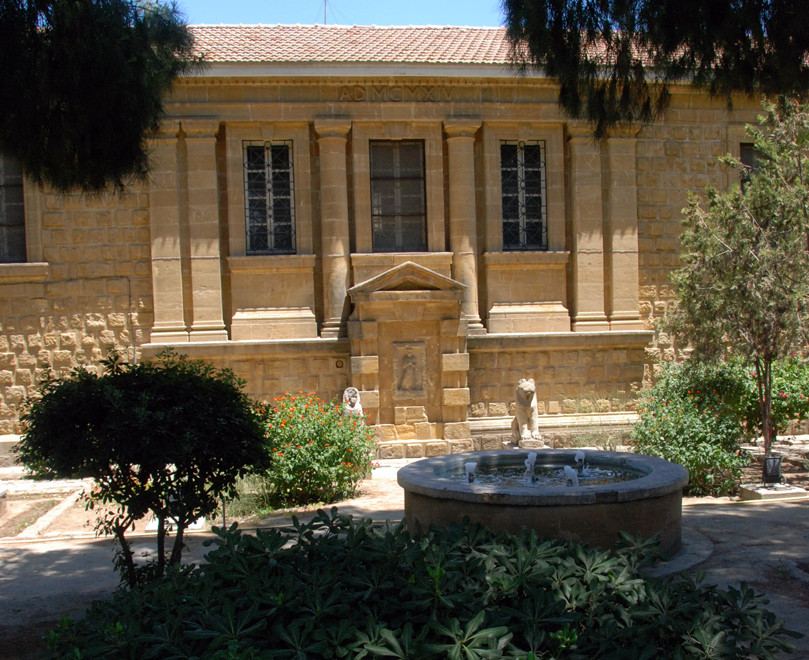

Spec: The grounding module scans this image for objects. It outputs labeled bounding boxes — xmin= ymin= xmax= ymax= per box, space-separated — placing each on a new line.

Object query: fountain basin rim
xmin=397 ymin=450 xmax=689 ymax=506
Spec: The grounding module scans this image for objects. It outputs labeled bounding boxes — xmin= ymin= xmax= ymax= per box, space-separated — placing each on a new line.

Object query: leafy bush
xmin=736 ymin=355 xmax=809 ymax=438
xmin=252 ymin=392 xmax=376 ymax=508
xmin=15 ymin=350 xmax=267 ymax=586
xmin=48 ymin=512 xmax=799 ymax=658
xmin=632 ymin=361 xmax=750 ymax=496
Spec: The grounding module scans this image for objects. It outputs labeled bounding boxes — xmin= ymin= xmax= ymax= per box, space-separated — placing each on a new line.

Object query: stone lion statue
xmin=511 ymin=378 xmax=543 ymax=445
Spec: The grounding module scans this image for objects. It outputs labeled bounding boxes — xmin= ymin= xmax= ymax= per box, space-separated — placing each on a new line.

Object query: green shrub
xmin=48 ymin=513 xmax=800 ymax=658
xmin=253 ymin=392 xmax=376 ymax=508
xmin=632 ymin=361 xmax=750 ymax=496
xmin=737 ymin=355 xmax=809 ymax=437
xmin=15 ymin=350 xmax=267 ymax=587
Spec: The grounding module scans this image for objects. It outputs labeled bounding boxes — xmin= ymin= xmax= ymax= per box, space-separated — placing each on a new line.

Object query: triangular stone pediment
xmin=348 ymin=261 xmax=467 ymax=296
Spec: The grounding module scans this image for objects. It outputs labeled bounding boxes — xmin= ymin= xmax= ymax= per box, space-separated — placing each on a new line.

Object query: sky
xmin=178 ymin=0 xmax=506 ymax=27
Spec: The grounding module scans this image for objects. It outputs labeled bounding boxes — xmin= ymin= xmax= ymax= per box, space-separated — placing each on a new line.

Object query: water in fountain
xmin=563 ymin=465 xmax=579 ymax=487
xmin=448 ymin=458 xmax=641 ymax=488
xmin=524 ymin=452 xmax=538 ymax=483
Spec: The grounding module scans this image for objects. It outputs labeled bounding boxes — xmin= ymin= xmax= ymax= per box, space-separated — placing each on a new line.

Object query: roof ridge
xmin=190 ymin=23 xmax=506 ymax=29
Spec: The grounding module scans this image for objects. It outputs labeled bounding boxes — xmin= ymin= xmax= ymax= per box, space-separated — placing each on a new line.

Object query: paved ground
xmin=2 ymin=459 xmax=809 ymax=658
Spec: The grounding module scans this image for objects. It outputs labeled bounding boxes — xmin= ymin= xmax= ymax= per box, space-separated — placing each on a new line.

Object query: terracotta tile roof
xmin=189 ymin=24 xmax=513 ymax=65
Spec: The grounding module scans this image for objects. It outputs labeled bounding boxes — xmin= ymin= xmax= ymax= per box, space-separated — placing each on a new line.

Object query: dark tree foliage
xmin=502 ymin=0 xmax=809 ymax=136
xmin=0 ymin=0 xmax=197 ymax=193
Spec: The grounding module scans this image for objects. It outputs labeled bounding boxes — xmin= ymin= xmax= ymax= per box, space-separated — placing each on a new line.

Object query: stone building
xmin=0 ymin=25 xmax=760 ymax=457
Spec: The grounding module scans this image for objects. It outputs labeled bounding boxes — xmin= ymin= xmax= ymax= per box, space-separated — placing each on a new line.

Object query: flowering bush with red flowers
xmin=254 ymin=392 xmax=377 ymax=507
xmin=632 ymin=361 xmax=750 ymax=496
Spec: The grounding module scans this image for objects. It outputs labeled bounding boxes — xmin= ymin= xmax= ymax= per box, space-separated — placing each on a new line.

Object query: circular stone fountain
xmin=397 ymin=450 xmax=689 ymax=557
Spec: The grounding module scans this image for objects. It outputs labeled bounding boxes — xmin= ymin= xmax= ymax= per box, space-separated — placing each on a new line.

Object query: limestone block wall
xmin=0 ymin=187 xmax=153 ymax=434
xmin=634 ymin=91 xmax=760 ymax=383
xmin=467 ymin=332 xmax=651 ymax=419
xmin=141 ymin=340 xmax=350 ymax=407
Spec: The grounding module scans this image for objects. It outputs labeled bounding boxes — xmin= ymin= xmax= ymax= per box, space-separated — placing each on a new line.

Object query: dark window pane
xmin=523 ymin=145 xmax=543 ymax=168
xmin=524 ymin=195 xmax=543 ymax=219
xmin=501 ymin=196 xmax=519 ymax=220
xmin=271 ymin=145 xmax=290 ymax=169
xmin=503 ymin=221 xmax=520 ymax=248
xmin=370 ymin=142 xmax=395 ymax=178
xmin=500 ymin=144 xmax=518 ymax=169
xmin=399 ymin=216 xmax=427 ymax=251
xmin=500 ymin=141 xmax=547 ymax=251
xmin=244 ymin=142 xmax=295 ymax=253
xmin=273 ymin=197 xmax=291 ymax=218
xmin=501 ymin=169 xmax=518 ymax=196
xmin=524 ymin=169 xmax=543 ymax=192
xmin=398 ymin=142 xmax=424 ymax=176
xmin=246 ymin=146 xmax=265 ymax=169
xmin=524 ymin=221 xmax=544 ymax=248
xmin=370 ymin=141 xmax=426 ymax=252
xmin=0 ymin=155 xmax=26 ymax=263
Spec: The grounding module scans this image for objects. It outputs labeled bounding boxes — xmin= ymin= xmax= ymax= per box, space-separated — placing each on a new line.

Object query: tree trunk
xmin=114 ymin=524 xmax=137 ymax=588
xmin=169 ymin=520 xmax=185 ymax=567
xmin=756 ymin=357 xmax=776 ymax=480
xmin=156 ymin=515 xmax=166 ymax=578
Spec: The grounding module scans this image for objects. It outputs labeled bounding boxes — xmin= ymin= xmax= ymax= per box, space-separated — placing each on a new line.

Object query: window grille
xmin=370 ymin=140 xmax=427 ymax=252
xmin=243 ymin=141 xmax=295 ymax=254
xmin=740 ymin=142 xmax=759 ymax=191
xmin=501 ymin=141 xmax=547 ymax=250
xmin=0 ymin=155 xmax=25 ymax=263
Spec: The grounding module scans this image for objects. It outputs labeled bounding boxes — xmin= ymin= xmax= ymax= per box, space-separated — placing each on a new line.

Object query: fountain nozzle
xmin=524 ymin=452 xmax=537 ymax=483
xmin=575 ymin=450 xmax=586 ymax=474
xmin=465 ymin=462 xmax=477 ymax=483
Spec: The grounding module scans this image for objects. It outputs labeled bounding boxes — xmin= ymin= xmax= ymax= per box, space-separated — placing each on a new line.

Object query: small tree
xmin=666 ymin=98 xmax=809 ymax=471
xmin=15 ymin=350 xmax=268 ymax=586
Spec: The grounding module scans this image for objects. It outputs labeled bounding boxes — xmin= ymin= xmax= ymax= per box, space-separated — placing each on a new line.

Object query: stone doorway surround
xmin=347 ymin=262 xmax=472 ymax=457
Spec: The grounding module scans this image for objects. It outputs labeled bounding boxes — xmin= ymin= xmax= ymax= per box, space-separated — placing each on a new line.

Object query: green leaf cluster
xmin=15 ymin=349 xmax=267 ymax=586
xmin=46 ymin=513 xmax=800 ymax=658
xmin=0 ymin=0 xmax=199 ymax=192
xmin=249 ymin=392 xmax=377 ymax=508
xmin=502 ymin=1 xmax=809 ymax=137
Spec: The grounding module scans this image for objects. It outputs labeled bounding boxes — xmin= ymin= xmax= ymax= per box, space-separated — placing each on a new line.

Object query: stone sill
xmin=0 ymin=262 xmax=48 ymax=283
xmin=469 ymin=330 xmax=654 ymax=351
xmin=471 ymin=412 xmax=638 ymax=434
xmin=227 ymin=254 xmax=315 ymax=274
xmin=484 ymin=251 xmax=570 ymax=267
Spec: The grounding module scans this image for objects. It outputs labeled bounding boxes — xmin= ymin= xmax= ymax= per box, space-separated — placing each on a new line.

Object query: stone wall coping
xmin=469 ymin=330 xmax=653 ymax=351
xmin=142 ymin=337 xmax=349 ymax=359
xmin=470 ymin=412 xmax=638 ymax=433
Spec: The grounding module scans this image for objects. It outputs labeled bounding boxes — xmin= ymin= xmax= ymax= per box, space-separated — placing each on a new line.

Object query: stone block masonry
xmin=0 ymin=188 xmax=153 ymax=435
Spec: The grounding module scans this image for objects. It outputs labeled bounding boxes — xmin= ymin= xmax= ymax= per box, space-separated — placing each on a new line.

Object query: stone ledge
xmin=0 ymin=262 xmax=49 ymax=283
xmin=738 ymin=483 xmax=809 ymax=501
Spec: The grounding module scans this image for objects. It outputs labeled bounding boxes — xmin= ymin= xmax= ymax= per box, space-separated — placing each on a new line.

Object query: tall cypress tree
xmin=0 ymin=1 xmax=198 ymax=193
